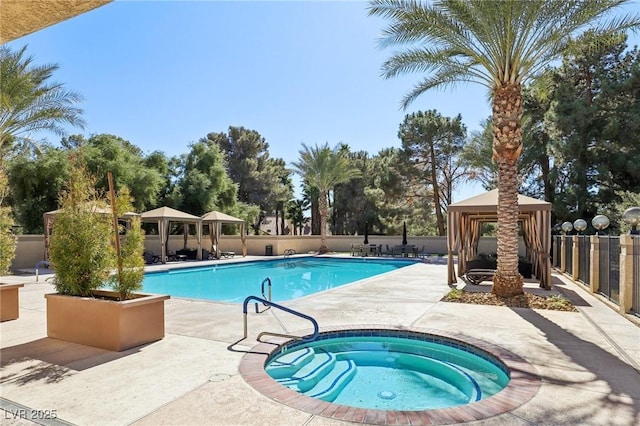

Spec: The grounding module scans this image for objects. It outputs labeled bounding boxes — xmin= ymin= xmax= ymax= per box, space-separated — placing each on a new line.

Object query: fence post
xmin=572 ymin=235 xmax=579 ymax=281
xmin=560 ymin=236 xmax=566 ymax=273
xmin=589 ymin=235 xmax=599 ymax=294
xmin=619 ymin=234 xmax=633 ymax=314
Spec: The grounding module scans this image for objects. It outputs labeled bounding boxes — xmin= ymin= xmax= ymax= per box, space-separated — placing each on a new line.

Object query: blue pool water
xmin=142 ymin=257 xmax=416 ymax=302
xmin=265 ymin=330 xmax=509 ymax=411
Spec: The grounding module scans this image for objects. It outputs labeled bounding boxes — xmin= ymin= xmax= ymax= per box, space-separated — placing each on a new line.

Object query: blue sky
xmin=7 ymin=0 xmax=640 ymax=202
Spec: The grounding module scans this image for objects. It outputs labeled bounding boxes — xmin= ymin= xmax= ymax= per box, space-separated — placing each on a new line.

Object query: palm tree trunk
xmin=492 ymin=83 xmax=524 ymax=297
xmin=318 ymin=190 xmax=329 ymax=253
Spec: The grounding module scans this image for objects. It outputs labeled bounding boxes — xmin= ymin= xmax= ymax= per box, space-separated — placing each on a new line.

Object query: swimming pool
xmin=265 ymin=331 xmax=509 ymax=411
xmin=142 ymin=257 xmax=417 ymax=302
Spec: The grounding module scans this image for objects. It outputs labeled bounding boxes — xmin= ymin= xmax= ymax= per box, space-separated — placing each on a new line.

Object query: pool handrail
xmin=242 ymin=295 xmax=319 ymax=343
xmin=254 ymin=277 xmax=272 ymax=313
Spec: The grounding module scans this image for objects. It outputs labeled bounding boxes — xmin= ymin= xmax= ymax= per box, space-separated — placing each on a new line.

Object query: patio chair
xmin=143 ymin=251 xmax=160 ymax=264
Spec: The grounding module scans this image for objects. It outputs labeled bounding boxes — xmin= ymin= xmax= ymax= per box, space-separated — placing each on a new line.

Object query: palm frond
xmin=369 ymin=0 xmax=640 ymax=107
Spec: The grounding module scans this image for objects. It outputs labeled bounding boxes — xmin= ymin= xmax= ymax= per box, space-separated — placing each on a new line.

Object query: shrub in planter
xmin=0 ymin=167 xmax=16 ymax=276
xmin=107 ymin=186 xmax=144 ymax=301
xmin=47 ymin=156 xmax=168 ymax=351
xmin=48 ymin=155 xmax=115 ymax=296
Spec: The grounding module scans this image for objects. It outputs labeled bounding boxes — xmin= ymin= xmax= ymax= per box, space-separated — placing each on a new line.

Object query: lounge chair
xmin=143 ymin=251 xmax=160 ymax=264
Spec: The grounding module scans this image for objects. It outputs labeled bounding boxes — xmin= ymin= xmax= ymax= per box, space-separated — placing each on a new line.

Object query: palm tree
xmin=292 ymin=143 xmax=361 ymax=253
xmin=0 ymin=45 xmax=85 ymax=164
xmin=369 ymin=0 xmax=639 ymax=297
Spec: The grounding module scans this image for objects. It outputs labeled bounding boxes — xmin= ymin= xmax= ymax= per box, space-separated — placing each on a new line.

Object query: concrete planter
xmin=45 ymin=290 xmax=170 ymax=351
xmin=0 ymin=283 xmax=24 ymax=321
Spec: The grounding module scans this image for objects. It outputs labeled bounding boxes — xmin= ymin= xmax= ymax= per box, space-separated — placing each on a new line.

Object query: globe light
xmin=573 ymin=219 xmax=587 ymax=234
xmin=622 ymin=207 xmax=640 ymax=235
xmin=591 ymin=215 xmax=610 ymax=235
xmin=561 ymin=221 xmax=573 ymax=234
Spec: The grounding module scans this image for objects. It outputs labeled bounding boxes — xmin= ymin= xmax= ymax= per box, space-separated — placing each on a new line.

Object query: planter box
xmin=1 ymin=283 xmax=25 ymax=321
xmin=45 ymin=290 xmax=170 ymax=351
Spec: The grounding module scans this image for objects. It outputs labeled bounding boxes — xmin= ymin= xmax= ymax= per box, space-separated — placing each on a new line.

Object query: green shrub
xmin=108 ymin=186 xmax=144 ymax=300
xmin=49 ymin=154 xmax=115 ymax=297
xmin=0 ymin=167 xmax=16 ymax=275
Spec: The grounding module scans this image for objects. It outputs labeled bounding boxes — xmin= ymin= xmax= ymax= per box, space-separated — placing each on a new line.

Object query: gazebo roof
xmin=201 ymin=211 xmax=244 ymax=223
xmin=448 ymin=189 xmax=551 ymax=212
xmin=139 ymin=206 xmax=201 ymax=222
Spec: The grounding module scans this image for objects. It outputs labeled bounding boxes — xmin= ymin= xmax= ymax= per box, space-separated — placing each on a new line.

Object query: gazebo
xmin=43 ymin=206 xmax=138 ymax=261
xmin=201 ymin=211 xmax=246 ymax=258
xmin=447 ymin=189 xmax=552 ymax=289
xmin=140 ymin=207 xmax=202 ymax=263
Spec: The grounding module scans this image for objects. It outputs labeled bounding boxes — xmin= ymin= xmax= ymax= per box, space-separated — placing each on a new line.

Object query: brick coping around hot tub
xmin=239 ymin=325 xmax=541 ymax=425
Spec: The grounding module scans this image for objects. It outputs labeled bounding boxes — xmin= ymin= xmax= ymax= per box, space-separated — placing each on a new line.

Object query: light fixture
xmin=622 ymin=207 xmax=640 ymax=235
xmin=591 ymin=215 xmax=610 ymax=235
xmin=561 ymin=221 xmax=573 ymax=234
xmin=573 ymin=219 xmax=587 ymax=234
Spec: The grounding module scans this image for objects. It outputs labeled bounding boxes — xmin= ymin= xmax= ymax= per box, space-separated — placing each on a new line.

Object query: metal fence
xmin=598 ymin=236 xmax=620 ymax=304
xmin=564 ymin=236 xmax=573 ymax=275
xmin=577 ymin=236 xmax=590 ymax=286
xmin=553 ymin=236 xmax=562 ymax=268
xmin=633 ymin=236 xmax=640 ymax=317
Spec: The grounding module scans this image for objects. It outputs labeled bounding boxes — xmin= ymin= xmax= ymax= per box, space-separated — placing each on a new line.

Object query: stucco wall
xmin=11 ymin=234 xmax=525 ymax=269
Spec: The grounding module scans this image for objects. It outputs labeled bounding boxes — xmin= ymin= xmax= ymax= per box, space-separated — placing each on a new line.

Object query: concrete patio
xmin=1 ymin=257 xmax=639 ymax=425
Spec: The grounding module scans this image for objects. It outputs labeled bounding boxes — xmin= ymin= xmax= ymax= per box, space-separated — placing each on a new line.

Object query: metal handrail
xmin=242 ymin=295 xmax=319 ymax=342
xmin=254 ymin=277 xmax=272 ymax=313
xmin=35 ymin=260 xmax=51 ymax=282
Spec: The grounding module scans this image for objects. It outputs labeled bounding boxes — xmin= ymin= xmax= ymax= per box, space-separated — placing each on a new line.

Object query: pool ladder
xmin=254 ymin=277 xmax=272 ymax=313
xmin=242 ymin=294 xmax=319 ymax=343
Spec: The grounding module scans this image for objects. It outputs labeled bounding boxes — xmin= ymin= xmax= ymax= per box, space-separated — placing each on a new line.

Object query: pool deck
xmin=1 ymin=255 xmax=639 ymax=425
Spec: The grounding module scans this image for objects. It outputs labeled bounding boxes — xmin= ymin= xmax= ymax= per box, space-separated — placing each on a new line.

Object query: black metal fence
xmin=564 ymin=236 xmax=573 ymax=275
xmin=577 ymin=236 xmax=590 ymax=286
xmin=598 ymin=236 xmax=620 ymax=304
xmin=633 ymin=236 xmax=640 ymax=317
xmin=553 ymin=236 xmax=562 ymax=268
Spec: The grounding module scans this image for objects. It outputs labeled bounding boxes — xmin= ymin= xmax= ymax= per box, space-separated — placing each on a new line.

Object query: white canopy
xmin=201 ymin=211 xmax=246 ymax=258
xmin=140 ymin=207 xmax=202 ymax=263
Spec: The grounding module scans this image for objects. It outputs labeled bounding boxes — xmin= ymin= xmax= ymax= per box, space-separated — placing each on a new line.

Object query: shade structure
xmin=42 ymin=205 xmax=138 ymax=261
xmin=1 ymin=0 xmax=112 ymax=43
xmin=446 ymin=189 xmax=552 ymax=289
xmin=201 ymin=211 xmax=246 ymax=258
xmin=140 ymin=207 xmax=202 ymax=263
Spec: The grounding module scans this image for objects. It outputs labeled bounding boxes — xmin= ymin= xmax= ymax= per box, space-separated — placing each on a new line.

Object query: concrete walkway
xmin=1 ymin=258 xmax=639 ymax=425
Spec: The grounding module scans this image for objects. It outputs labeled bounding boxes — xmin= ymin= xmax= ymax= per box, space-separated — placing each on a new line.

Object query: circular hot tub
xmin=241 ymin=326 xmax=540 ymax=425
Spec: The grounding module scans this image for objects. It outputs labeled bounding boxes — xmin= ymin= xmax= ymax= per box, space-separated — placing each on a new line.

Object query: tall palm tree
xmin=0 ymin=45 xmax=85 ymax=164
xmin=369 ymin=0 xmax=639 ymax=297
xmin=292 ymin=143 xmax=361 ymax=253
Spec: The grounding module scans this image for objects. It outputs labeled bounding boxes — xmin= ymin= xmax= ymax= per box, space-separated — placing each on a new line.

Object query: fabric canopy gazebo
xmin=43 ymin=207 xmax=138 ymax=261
xmin=447 ymin=189 xmax=552 ymax=289
xmin=140 ymin=207 xmax=202 ymax=264
xmin=201 ymin=211 xmax=246 ymax=258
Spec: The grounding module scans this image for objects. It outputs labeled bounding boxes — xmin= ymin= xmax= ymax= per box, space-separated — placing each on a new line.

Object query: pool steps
xmin=268 ymin=346 xmax=483 ymax=403
xmin=276 ymin=349 xmax=336 ymax=392
xmin=307 ymin=360 xmax=356 ymax=400
xmin=267 ymin=347 xmax=314 ymax=379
